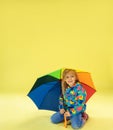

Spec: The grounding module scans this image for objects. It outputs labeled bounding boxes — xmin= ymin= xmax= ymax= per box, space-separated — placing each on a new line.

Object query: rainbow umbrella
xmin=27 ymin=68 xmax=96 ymax=111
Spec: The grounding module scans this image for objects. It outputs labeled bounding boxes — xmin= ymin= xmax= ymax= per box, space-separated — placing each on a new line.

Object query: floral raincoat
xmin=59 ymin=82 xmax=87 ymax=116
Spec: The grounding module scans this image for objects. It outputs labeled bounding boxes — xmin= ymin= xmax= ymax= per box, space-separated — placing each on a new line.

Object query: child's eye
xmin=71 ymin=75 xmax=74 ymax=77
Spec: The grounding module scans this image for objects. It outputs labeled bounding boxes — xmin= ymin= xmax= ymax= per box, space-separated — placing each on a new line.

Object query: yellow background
xmin=0 ymin=0 xmax=113 ymax=130
xmin=0 ymin=0 xmax=113 ymax=94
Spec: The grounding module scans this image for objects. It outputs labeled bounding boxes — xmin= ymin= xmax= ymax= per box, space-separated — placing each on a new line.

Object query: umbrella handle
xmin=64 ymin=114 xmax=67 ymax=128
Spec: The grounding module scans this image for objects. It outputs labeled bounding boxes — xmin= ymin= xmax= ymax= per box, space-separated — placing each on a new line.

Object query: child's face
xmin=64 ymin=71 xmax=77 ymax=87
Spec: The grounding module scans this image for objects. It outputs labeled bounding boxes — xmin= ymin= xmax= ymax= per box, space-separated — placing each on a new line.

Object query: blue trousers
xmin=50 ymin=112 xmax=85 ymax=129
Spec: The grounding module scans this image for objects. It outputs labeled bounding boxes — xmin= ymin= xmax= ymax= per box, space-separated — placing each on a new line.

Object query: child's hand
xmin=64 ymin=111 xmax=71 ymax=117
xmin=60 ymin=109 xmax=65 ymax=114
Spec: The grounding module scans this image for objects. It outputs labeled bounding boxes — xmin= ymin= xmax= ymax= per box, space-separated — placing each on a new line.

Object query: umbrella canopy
xmin=76 ymin=71 xmax=96 ymax=102
xmin=27 ymin=68 xmax=96 ymax=111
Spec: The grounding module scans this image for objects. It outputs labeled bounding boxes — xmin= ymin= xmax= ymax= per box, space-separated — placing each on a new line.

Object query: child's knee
xmin=50 ymin=116 xmax=58 ymax=123
xmin=50 ymin=112 xmax=64 ymax=124
xmin=71 ymin=119 xmax=85 ymax=129
xmin=71 ymin=123 xmax=81 ymax=129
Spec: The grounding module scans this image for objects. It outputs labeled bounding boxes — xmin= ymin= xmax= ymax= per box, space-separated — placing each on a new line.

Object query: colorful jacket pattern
xmin=59 ymin=82 xmax=87 ymax=116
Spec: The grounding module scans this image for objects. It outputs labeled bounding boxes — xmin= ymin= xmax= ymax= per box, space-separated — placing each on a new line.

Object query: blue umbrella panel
xmin=27 ymin=75 xmax=62 ymax=112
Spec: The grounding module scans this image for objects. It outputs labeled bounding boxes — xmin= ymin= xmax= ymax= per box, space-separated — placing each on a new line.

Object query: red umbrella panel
xmin=76 ymin=71 xmax=96 ymax=103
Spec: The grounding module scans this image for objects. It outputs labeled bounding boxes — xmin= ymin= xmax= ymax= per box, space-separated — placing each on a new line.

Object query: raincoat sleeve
xmin=59 ymin=95 xmax=64 ymax=109
xmin=66 ymin=84 xmax=87 ymax=116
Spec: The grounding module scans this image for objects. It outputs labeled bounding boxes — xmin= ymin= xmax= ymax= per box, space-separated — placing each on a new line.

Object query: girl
xmin=50 ymin=68 xmax=88 ymax=129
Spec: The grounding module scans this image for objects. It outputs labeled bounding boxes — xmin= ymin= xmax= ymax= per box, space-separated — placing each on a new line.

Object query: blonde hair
xmin=61 ymin=69 xmax=79 ymax=95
